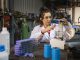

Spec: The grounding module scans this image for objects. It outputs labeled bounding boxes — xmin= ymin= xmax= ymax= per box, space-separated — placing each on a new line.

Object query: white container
xmin=0 ymin=27 xmax=10 ymax=55
xmin=0 ymin=45 xmax=9 ymax=60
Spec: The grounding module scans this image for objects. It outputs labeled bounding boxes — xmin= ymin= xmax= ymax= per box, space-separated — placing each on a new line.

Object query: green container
xmin=21 ymin=18 xmax=30 ymax=39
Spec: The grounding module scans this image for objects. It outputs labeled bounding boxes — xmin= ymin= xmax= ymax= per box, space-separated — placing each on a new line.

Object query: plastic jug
xmin=0 ymin=27 xmax=10 ymax=55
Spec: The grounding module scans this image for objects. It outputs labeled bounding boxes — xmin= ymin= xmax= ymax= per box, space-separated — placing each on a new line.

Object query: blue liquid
xmin=44 ymin=44 xmax=51 ymax=58
xmin=52 ymin=48 xmax=60 ymax=60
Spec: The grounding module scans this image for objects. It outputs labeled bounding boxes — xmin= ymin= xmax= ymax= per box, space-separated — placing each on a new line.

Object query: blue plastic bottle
xmin=44 ymin=44 xmax=51 ymax=58
xmin=52 ymin=47 xmax=60 ymax=60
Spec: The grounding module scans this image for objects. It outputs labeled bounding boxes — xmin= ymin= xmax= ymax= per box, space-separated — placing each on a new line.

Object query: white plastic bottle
xmin=0 ymin=44 xmax=9 ymax=60
xmin=0 ymin=27 xmax=10 ymax=55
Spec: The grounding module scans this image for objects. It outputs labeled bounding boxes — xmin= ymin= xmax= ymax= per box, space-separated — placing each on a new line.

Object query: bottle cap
xmin=2 ymin=27 xmax=7 ymax=31
xmin=0 ymin=27 xmax=9 ymax=34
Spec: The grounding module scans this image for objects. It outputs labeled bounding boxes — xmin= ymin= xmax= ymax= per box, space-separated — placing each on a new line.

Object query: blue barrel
xmin=52 ymin=48 xmax=60 ymax=60
xmin=44 ymin=44 xmax=51 ymax=58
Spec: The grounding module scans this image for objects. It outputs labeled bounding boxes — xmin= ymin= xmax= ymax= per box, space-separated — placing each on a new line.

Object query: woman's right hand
xmin=41 ymin=24 xmax=56 ymax=33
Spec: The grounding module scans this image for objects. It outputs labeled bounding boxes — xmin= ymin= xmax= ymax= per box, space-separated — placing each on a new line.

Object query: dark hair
xmin=39 ymin=7 xmax=52 ymax=26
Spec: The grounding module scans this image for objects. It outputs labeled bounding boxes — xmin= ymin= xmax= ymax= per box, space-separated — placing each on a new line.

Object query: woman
xmin=30 ymin=7 xmax=75 ymax=42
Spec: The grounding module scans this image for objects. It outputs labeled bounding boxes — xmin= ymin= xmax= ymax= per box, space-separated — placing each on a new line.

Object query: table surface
xmin=9 ymin=34 xmax=80 ymax=60
xmin=9 ymin=44 xmax=74 ymax=60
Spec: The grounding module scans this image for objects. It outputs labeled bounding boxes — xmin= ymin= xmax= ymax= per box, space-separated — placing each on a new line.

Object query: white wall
xmin=67 ymin=7 xmax=80 ymax=25
xmin=74 ymin=7 xmax=80 ymax=25
xmin=14 ymin=0 xmax=43 ymax=14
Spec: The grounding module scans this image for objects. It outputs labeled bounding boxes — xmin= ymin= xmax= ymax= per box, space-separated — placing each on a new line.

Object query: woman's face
xmin=42 ymin=12 xmax=52 ymax=27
